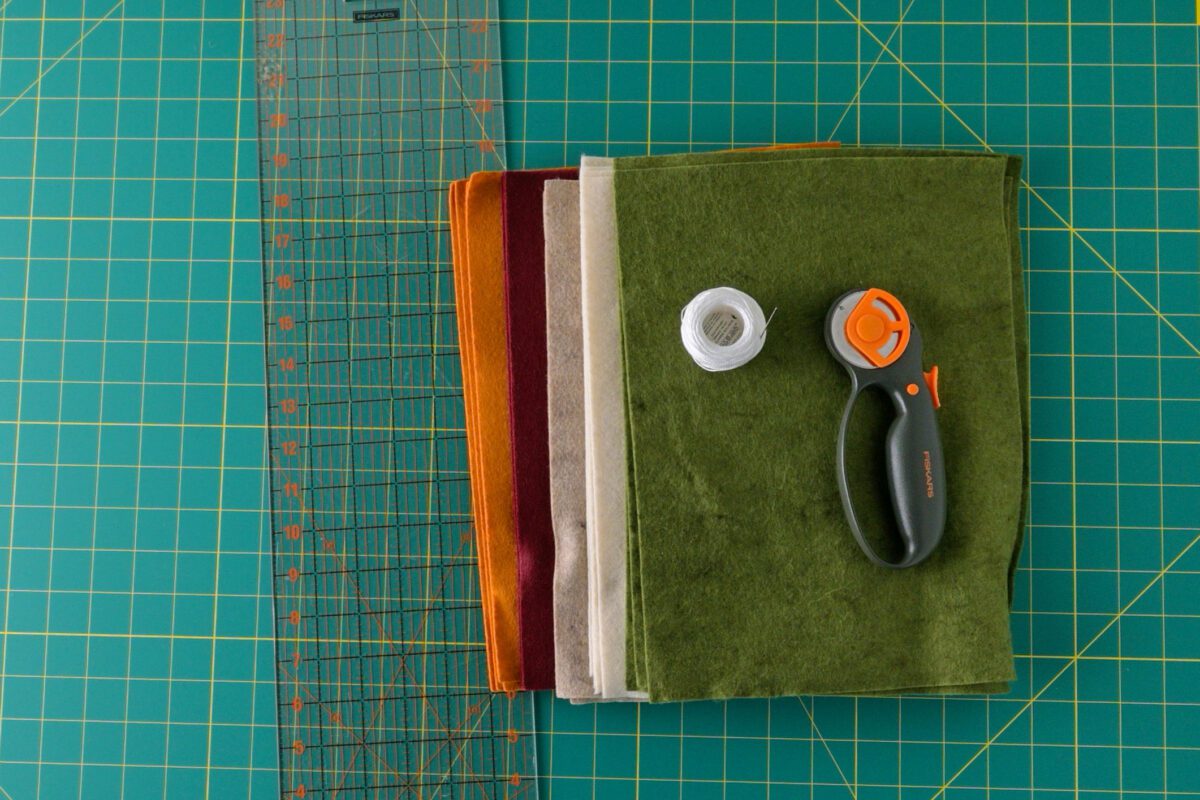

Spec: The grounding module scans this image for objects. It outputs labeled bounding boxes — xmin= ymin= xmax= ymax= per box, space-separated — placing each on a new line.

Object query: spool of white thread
xmin=679 ymin=287 xmax=768 ymax=371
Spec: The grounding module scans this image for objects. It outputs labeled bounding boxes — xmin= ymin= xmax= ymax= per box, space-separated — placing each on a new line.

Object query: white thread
xmin=679 ymin=287 xmax=768 ymax=371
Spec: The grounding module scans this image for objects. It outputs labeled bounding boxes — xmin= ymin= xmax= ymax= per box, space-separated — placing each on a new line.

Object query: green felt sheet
xmin=614 ymin=148 xmax=1026 ymax=701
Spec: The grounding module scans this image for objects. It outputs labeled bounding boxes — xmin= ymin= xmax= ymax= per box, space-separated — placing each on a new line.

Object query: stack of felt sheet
xmin=449 ymin=146 xmax=1027 ymax=702
xmin=450 ymin=168 xmax=576 ymax=692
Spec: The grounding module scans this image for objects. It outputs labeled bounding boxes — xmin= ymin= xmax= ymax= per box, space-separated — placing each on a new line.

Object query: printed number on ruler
xmin=259 ymin=1 xmax=308 ymax=796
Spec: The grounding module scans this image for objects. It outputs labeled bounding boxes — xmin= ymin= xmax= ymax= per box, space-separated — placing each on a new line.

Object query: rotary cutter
xmin=825 ymin=288 xmax=946 ymax=568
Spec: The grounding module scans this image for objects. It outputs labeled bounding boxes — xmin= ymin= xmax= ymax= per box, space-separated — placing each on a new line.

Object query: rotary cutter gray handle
xmin=825 ymin=290 xmax=946 ymax=568
xmin=834 ymin=327 xmax=946 ymax=568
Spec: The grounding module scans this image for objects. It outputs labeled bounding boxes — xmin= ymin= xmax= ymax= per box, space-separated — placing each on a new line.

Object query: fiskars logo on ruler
xmin=251 ymin=1 xmax=528 ymax=797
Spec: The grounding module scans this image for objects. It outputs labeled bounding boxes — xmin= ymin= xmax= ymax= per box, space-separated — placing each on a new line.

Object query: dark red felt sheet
xmin=501 ymin=167 xmax=578 ymax=690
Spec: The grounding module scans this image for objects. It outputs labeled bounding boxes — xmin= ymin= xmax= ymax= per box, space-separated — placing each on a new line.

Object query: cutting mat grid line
xmin=0 ymin=0 xmax=1195 ymax=798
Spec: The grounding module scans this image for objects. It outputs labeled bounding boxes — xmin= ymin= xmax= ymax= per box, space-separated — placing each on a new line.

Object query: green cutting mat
xmin=0 ymin=0 xmax=1198 ymax=798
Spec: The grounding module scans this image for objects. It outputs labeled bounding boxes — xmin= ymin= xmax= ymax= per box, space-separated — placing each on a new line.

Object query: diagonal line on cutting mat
xmin=280 ymin=659 xmax=495 ymax=797
xmin=0 ymin=0 xmax=124 ymax=123
xmin=927 ymin=528 xmax=1200 ymax=800
xmin=798 ymin=697 xmax=858 ymax=800
xmin=828 ymin=0 xmax=1200 ymax=360
xmin=402 ymin=0 xmax=506 ymax=168
xmin=318 ymin=525 xmax=488 ymax=792
xmin=825 ymin=0 xmax=918 ymax=142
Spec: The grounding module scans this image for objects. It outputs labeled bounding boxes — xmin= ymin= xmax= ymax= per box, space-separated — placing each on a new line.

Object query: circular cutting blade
xmin=827 ymin=289 xmax=876 ymax=370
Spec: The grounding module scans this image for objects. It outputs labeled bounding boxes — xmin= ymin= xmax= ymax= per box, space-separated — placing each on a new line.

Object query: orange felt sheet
xmin=450 ymin=173 xmax=522 ymax=692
